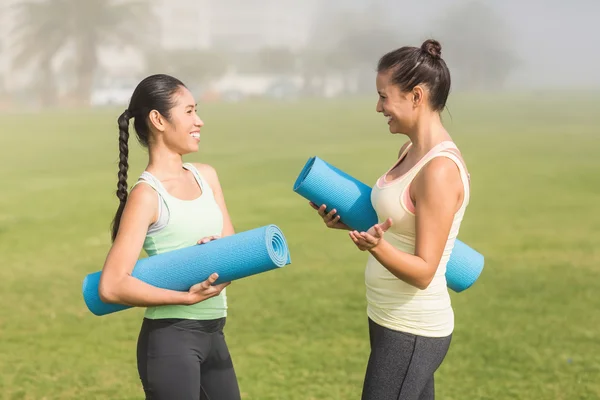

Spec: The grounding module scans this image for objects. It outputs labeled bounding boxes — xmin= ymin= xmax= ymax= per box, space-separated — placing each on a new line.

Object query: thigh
xmin=137 ymin=319 xmax=206 ymax=400
xmin=418 ymin=376 xmax=434 ymax=400
xmin=398 ymin=334 xmax=452 ymax=400
xmin=361 ymin=319 xmax=417 ymax=400
xmin=200 ymin=330 xmax=241 ymax=400
xmin=146 ymin=354 xmax=201 ymax=400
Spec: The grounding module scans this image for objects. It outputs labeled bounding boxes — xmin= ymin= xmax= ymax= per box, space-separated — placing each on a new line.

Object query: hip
xmin=144 ymin=290 xmax=228 ymax=320
xmin=365 ymin=261 xmax=454 ymax=337
xmin=366 ymin=303 xmax=454 ymax=338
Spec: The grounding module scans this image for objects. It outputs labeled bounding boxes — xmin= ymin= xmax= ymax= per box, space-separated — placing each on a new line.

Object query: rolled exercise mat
xmin=82 ymin=224 xmax=292 ymax=316
xmin=293 ymin=156 xmax=483 ymax=292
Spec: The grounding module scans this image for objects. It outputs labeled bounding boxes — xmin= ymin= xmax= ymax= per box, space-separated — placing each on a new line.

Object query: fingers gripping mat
xmin=82 ymin=225 xmax=292 ymax=316
xmin=293 ymin=156 xmax=379 ymax=233
xmin=293 ymin=156 xmax=484 ymax=293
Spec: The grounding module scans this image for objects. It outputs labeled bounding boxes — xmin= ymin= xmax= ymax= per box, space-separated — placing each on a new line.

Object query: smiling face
xmin=149 ymin=86 xmax=204 ymax=155
xmin=375 ymin=69 xmax=422 ymax=135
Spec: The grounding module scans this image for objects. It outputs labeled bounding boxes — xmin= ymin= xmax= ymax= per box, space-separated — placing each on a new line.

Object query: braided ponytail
xmin=111 ymin=109 xmax=132 ymax=242
xmin=107 ymin=74 xmax=186 ymax=241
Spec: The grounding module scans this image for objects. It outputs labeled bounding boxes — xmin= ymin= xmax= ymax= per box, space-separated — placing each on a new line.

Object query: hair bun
xmin=421 ymin=39 xmax=442 ymax=59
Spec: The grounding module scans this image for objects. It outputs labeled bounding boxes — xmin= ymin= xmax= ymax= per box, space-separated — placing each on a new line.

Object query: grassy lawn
xmin=0 ymin=91 xmax=598 ymax=399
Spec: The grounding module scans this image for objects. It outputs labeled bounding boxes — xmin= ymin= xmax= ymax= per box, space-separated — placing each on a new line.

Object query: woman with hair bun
xmin=311 ymin=39 xmax=471 ymax=399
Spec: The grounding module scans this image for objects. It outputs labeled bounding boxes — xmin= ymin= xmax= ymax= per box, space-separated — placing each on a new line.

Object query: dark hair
xmin=111 ymin=74 xmax=186 ymax=242
xmin=377 ymin=39 xmax=451 ymax=112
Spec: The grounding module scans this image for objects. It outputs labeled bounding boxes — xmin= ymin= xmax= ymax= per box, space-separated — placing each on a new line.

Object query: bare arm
xmin=350 ymin=157 xmax=464 ymax=290
xmin=98 ymin=184 xmax=226 ymax=306
xmin=195 ymin=163 xmax=235 ymax=237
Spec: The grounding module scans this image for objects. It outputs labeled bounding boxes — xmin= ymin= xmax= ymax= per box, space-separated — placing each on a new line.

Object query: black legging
xmin=136 ymin=317 xmax=241 ymax=400
xmin=362 ymin=318 xmax=452 ymax=400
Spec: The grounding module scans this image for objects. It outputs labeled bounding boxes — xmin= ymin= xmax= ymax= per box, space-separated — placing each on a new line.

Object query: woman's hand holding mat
xmin=187 ymin=272 xmax=230 ymax=305
xmin=185 ymin=235 xmax=231 ymax=305
xmin=294 ymin=156 xmax=484 ymax=293
xmin=83 ymin=224 xmax=291 ymax=316
xmin=197 ymin=235 xmax=221 ymax=245
xmin=309 ymin=202 xmax=350 ymax=230
xmin=311 ymin=201 xmax=396 ymax=251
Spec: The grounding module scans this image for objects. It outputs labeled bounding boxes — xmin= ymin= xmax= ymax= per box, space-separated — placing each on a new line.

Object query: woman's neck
xmin=147 ymin=145 xmax=186 ymax=180
xmin=406 ymin=111 xmax=451 ymax=157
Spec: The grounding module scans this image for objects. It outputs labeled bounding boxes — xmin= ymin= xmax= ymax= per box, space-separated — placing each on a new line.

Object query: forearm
xmin=369 ymin=240 xmax=435 ymax=290
xmin=221 ymin=222 xmax=235 ymax=237
xmin=100 ymin=274 xmax=191 ymax=307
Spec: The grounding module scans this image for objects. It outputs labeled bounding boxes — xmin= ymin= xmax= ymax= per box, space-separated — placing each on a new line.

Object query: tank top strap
xmin=183 ymin=163 xmax=211 ymax=193
xmin=403 ymin=141 xmax=469 ymax=198
xmin=411 ymin=140 xmax=458 ymax=172
xmin=437 ymin=148 xmax=470 ymax=185
xmin=131 ymin=171 xmax=171 ymax=233
xmin=132 ymin=171 xmax=169 ymax=196
xmin=398 ymin=141 xmax=413 ymax=160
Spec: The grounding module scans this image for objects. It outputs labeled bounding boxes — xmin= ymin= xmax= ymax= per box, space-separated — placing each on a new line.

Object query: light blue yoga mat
xmin=83 ymin=225 xmax=291 ymax=316
xmin=293 ymin=156 xmax=483 ymax=292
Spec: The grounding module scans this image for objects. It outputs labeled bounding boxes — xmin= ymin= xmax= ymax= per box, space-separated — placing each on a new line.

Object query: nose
xmin=376 ymin=99 xmax=383 ymax=113
xmin=195 ymin=114 xmax=204 ymax=127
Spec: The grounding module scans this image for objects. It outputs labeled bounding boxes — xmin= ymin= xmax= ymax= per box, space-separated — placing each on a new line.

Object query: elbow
xmin=98 ymin=279 xmax=120 ymax=304
xmin=414 ymin=276 xmax=434 ymax=291
xmin=98 ymin=286 xmax=118 ymax=304
xmin=412 ymin=262 xmax=437 ymax=290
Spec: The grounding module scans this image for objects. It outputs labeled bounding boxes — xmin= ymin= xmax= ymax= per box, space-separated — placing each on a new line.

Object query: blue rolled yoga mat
xmin=293 ymin=156 xmax=484 ymax=293
xmin=82 ymin=225 xmax=291 ymax=316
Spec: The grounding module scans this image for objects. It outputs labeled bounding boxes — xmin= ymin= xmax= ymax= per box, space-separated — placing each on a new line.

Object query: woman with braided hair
xmin=98 ymin=74 xmax=241 ymax=400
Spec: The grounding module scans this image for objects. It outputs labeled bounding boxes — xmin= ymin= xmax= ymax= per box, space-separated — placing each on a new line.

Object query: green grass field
xmin=0 ymin=92 xmax=599 ymax=399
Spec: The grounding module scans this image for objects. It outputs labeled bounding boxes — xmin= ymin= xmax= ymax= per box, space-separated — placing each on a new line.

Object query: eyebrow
xmin=186 ymin=104 xmax=197 ymax=109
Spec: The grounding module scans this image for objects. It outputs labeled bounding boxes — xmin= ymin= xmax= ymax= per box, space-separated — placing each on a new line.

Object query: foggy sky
xmin=338 ymin=0 xmax=600 ymax=89
xmin=1 ymin=0 xmax=599 ymax=91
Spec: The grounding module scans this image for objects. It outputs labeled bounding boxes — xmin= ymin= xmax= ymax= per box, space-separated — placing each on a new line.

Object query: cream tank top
xmin=364 ymin=141 xmax=470 ymax=337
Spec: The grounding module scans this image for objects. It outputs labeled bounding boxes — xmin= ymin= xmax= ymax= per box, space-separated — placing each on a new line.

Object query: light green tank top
xmin=131 ymin=163 xmax=227 ymax=320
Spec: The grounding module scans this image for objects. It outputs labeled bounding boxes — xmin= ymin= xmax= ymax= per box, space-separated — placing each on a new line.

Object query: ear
xmin=412 ymin=86 xmax=425 ymax=107
xmin=148 ymin=110 xmax=167 ymax=132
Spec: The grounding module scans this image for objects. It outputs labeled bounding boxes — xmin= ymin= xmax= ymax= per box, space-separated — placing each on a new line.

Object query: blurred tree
xmin=297 ymin=48 xmax=331 ymax=96
xmin=145 ymin=49 xmax=229 ymax=89
xmin=256 ymin=47 xmax=297 ymax=75
xmin=300 ymin=8 xmax=358 ymax=95
xmin=301 ymin=3 xmax=401 ymax=96
xmin=10 ymin=0 xmax=153 ymax=107
xmin=336 ymin=26 xmax=402 ymax=93
xmin=434 ymin=1 xmax=520 ymax=90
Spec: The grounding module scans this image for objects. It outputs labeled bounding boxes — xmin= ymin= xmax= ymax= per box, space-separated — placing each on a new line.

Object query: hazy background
xmin=1 ymin=0 xmax=599 ymax=110
xmin=0 ymin=1 xmax=599 ymax=399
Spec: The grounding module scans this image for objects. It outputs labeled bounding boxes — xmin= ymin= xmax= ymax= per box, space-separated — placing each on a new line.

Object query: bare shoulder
xmin=193 ymin=163 xmax=218 ymax=179
xmin=192 ymin=163 xmax=220 ymax=189
xmin=420 ymin=156 xmax=462 ymax=186
xmin=128 ymin=181 xmax=159 ymax=206
xmin=116 ymin=181 xmax=159 ymax=229
xmin=193 ymin=163 xmax=217 ymax=175
xmin=414 ymin=156 xmax=464 ymax=212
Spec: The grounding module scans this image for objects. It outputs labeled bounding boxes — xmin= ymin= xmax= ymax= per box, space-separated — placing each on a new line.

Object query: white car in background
xmin=90 ymin=81 xmax=136 ymax=107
